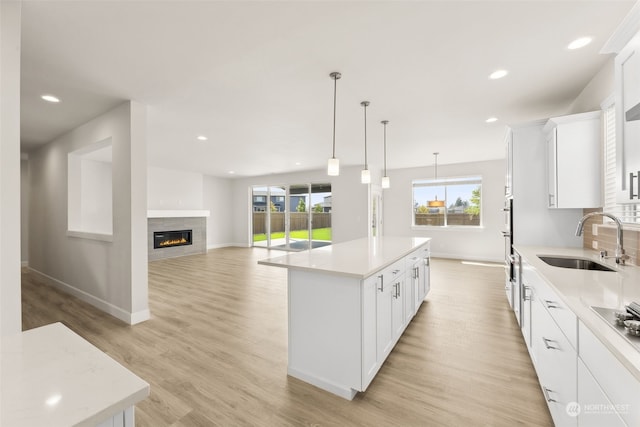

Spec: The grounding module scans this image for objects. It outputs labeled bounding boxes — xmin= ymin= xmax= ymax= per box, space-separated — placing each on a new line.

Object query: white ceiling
xmin=20 ymin=0 xmax=636 ymax=178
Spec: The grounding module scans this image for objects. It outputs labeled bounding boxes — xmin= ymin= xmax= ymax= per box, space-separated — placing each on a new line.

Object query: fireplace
xmin=153 ymin=230 xmax=192 ymax=249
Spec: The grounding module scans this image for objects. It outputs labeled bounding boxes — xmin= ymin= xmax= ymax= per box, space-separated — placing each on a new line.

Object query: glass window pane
xmin=412 ymin=177 xmax=481 ymax=227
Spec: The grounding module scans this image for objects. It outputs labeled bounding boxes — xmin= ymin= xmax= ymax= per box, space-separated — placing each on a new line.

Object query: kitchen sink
xmin=538 ymin=255 xmax=615 ymax=272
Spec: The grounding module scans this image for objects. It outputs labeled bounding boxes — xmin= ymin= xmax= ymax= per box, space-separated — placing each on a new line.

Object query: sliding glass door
xmin=251 ymin=185 xmax=287 ymax=248
xmin=251 ymin=183 xmax=331 ymax=251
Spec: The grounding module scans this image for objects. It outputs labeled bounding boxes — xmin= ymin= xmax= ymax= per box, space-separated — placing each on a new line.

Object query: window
xmin=413 ymin=176 xmax=482 ymax=227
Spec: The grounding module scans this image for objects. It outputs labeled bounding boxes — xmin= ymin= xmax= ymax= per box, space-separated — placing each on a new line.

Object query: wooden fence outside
xmin=252 ymin=212 xmax=332 ymax=234
xmin=414 ymin=213 xmax=480 ymax=226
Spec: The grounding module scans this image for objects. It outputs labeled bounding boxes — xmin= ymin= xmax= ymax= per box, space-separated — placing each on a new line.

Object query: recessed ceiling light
xmin=295 ymin=162 xmax=301 ymax=166
xmin=41 ymin=94 xmax=60 ymax=103
xmin=486 ymin=117 xmax=498 ymax=123
xmin=196 ymin=135 xmax=208 ymax=141
xmin=228 ymin=171 xmax=235 ymax=174
xmin=489 ymin=70 xmax=508 ymax=80
xmin=568 ymin=37 xmax=592 ymax=50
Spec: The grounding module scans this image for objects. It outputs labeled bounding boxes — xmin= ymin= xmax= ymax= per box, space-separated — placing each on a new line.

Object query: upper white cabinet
xmin=543 ymin=111 xmax=602 ymax=209
xmin=615 ymin=34 xmax=640 ymax=203
xmin=603 ymin=1 xmax=640 ymax=203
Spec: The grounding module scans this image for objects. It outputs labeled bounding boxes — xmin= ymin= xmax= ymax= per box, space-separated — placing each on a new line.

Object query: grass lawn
xmin=253 ymin=227 xmax=331 ymax=242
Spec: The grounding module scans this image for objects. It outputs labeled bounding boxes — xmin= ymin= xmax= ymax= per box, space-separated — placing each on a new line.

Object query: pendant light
xmin=428 ymin=152 xmax=445 ymax=207
xmin=381 ymin=120 xmax=390 ymax=189
xmin=360 ymin=101 xmax=371 ymax=184
xmin=327 ymin=72 xmax=341 ymax=176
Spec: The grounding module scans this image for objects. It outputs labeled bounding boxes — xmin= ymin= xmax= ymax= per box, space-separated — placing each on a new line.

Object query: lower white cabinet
xmin=578 ymin=320 xmax=640 ymax=426
xmin=96 ymin=407 xmax=135 ymax=427
xmin=391 ymin=275 xmax=405 ymax=345
xmin=518 ymin=259 xmax=640 ymax=427
xmin=577 ymin=358 xmax=626 ymax=427
xmin=362 ymin=274 xmax=380 ymax=390
xmin=534 ymin=296 xmax=577 ymax=427
xmin=375 ymin=270 xmax=394 ymax=362
xmin=522 ymin=261 xmax=577 ymax=426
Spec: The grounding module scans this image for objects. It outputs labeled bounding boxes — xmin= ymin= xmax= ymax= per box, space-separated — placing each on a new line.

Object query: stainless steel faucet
xmin=576 ymin=212 xmax=628 ymax=264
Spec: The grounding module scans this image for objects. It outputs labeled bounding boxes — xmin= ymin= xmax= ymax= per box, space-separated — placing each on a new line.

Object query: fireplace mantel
xmin=147 ymin=210 xmax=210 ymax=218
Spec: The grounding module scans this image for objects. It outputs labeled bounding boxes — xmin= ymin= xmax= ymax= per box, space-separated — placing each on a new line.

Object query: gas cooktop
xmin=591 ymin=305 xmax=640 ymax=352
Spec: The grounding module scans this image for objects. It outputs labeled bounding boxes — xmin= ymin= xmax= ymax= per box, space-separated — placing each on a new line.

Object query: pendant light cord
xmin=383 ymin=121 xmax=387 ymax=175
xmin=331 ymin=73 xmax=338 ymax=159
xmin=362 ymin=101 xmax=369 ymax=168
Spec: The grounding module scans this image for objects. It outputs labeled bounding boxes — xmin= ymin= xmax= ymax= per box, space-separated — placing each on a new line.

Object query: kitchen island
xmin=259 ymin=236 xmax=430 ymax=400
xmin=1 ymin=322 xmax=149 ymax=427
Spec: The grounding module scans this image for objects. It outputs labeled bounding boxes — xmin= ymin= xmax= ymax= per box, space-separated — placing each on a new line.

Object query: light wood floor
xmin=22 ymin=248 xmax=553 ymax=426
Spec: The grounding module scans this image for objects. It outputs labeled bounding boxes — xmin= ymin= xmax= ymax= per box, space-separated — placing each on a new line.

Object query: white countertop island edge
xmin=258 ymin=236 xmax=430 ymax=279
xmin=1 ymin=322 xmax=150 ymax=427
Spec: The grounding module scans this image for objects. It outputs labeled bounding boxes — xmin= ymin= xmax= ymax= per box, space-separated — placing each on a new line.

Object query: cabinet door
xmin=536 ymin=301 xmax=577 ymax=427
xmin=547 ymin=130 xmax=557 ymax=208
xmin=376 ymin=272 xmax=393 ymax=360
xmin=505 ymin=128 xmax=513 ymax=197
xmin=403 ymin=270 xmax=414 ymax=324
xmin=362 ymin=275 xmax=379 ymax=390
xmin=616 ymin=37 xmax=640 ymax=203
xmin=577 ymin=358 xmax=626 ymax=427
xmin=521 ymin=282 xmax=532 ymax=349
xmin=391 ymin=275 xmax=405 ymax=341
xmin=421 ymin=256 xmax=430 ymax=299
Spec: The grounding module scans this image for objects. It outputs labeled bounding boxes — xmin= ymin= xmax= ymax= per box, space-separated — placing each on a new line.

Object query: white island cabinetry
xmin=259 ymin=237 xmax=430 ymax=400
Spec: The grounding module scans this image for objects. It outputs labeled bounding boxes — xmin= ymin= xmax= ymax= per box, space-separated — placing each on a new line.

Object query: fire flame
xmin=159 ymin=237 xmax=188 ymax=247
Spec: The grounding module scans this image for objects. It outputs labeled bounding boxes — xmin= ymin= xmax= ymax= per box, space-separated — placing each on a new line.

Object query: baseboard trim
xmin=28 ymin=267 xmax=148 ymax=325
xmin=430 ymin=252 xmax=503 ymax=264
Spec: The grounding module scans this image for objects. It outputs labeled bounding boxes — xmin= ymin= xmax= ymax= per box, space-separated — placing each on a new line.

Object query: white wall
xmin=148 ymin=166 xmax=203 ymax=209
xmin=568 ymin=57 xmax=615 ymax=114
xmin=203 ymin=175 xmax=234 ymax=248
xmin=230 ymin=166 xmax=370 ymax=246
xmin=21 ymin=157 xmax=29 ymax=266
xmin=79 ymin=159 xmax=113 ymax=234
xmin=383 ymin=159 xmax=505 ymax=262
xmin=28 ymin=101 xmax=149 ymax=325
xmin=1 ymin=0 xmax=22 ymax=336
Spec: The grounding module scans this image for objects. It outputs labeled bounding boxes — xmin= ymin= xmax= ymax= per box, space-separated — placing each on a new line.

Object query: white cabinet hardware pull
xmin=542 ymin=387 xmax=557 ymax=403
xmin=542 ymin=337 xmax=558 ymax=350
xmin=523 ymin=286 xmax=531 ymax=301
xmin=378 ymin=275 xmax=384 ymax=292
xmin=392 ymin=269 xmax=400 ymax=275
xmin=544 ymin=300 xmax=559 ymax=309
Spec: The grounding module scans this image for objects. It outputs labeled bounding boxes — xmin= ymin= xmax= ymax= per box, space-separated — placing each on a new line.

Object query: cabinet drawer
xmin=579 ymin=321 xmax=640 ymax=426
xmin=536 ymin=300 xmax=577 ymax=427
xmin=578 ymin=358 xmax=626 ymax=427
xmin=381 ymin=259 xmax=405 ymax=288
xmin=405 ymin=245 xmax=430 ymax=271
xmin=524 ymin=267 xmax=577 ymax=349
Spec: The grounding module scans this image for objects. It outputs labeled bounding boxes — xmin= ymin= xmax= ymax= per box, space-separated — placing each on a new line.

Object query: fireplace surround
xmin=148 ymin=214 xmax=207 ymax=261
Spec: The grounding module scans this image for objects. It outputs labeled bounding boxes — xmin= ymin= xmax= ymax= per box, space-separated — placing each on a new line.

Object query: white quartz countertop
xmin=258 ymin=236 xmax=430 ymax=279
xmin=514 ymin=245 xmax=640 ymax=383
xmin=1 ymin=322 xmax=150 ymax=427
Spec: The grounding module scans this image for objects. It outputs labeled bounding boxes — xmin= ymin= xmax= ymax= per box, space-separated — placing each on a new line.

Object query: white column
xmin=1 ymin=0 xmax=23 ymax=335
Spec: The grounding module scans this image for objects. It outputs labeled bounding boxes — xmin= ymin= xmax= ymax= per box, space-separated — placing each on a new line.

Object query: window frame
xmin=411 ymin=175 xmax=483 ymax=229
